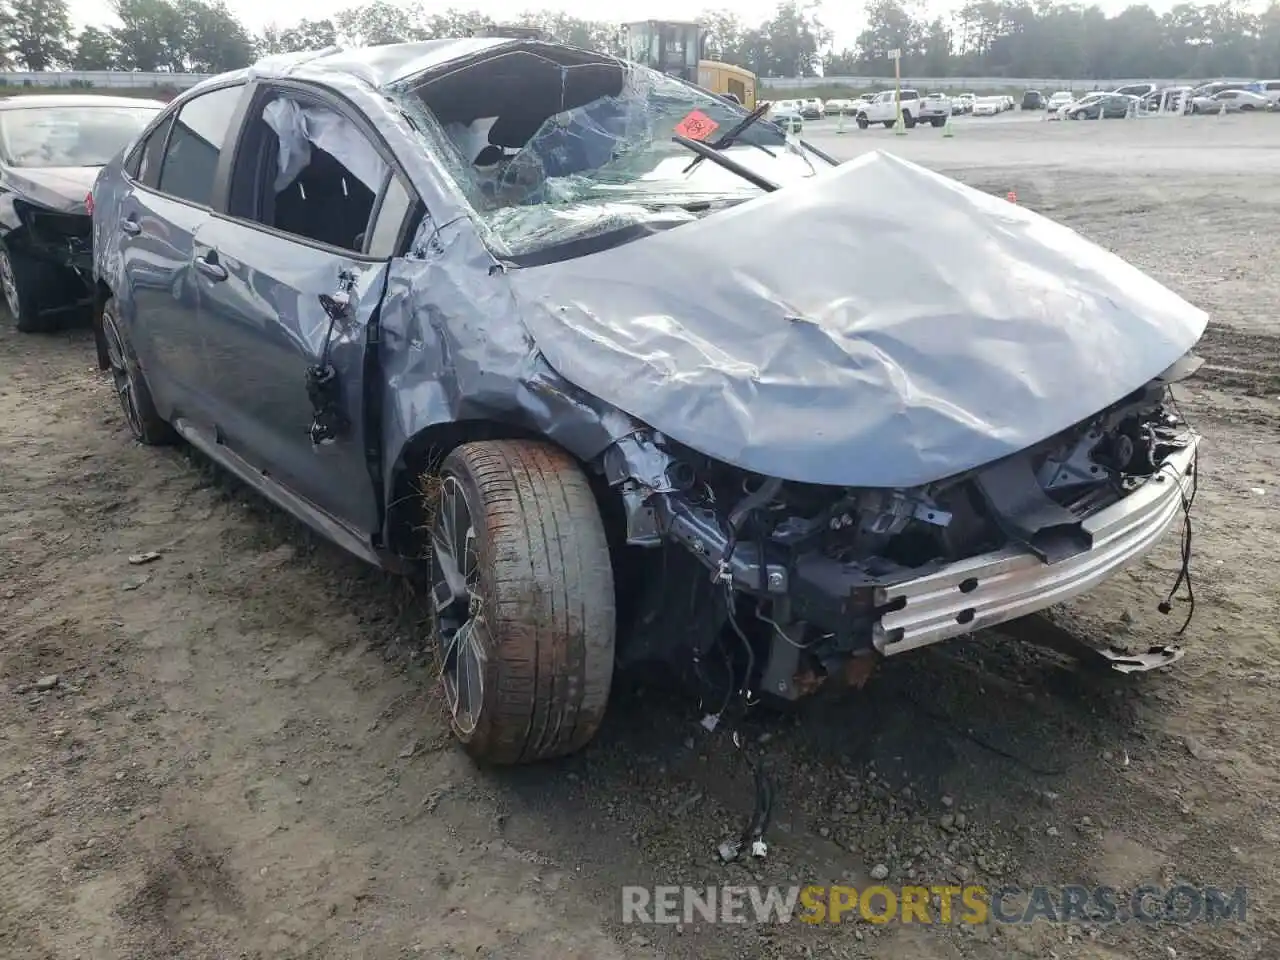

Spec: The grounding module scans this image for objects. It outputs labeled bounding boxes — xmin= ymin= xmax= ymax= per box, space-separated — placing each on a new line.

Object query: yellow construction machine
xmin=621 ymin=19 xmax=758 ymax=109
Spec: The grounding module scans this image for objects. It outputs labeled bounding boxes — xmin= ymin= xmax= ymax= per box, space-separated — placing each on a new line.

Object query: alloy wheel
xmin=101 ymin=310 xmax=144 ymax=439
xmin=429 ymin=475 xmax=488 ymax=736
xmin=0 ymin=248 xmax=19 ymax=319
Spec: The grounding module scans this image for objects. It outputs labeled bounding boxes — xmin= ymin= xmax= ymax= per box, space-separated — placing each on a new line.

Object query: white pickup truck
xmin=855 ymin=88 xmax=952 ymax=129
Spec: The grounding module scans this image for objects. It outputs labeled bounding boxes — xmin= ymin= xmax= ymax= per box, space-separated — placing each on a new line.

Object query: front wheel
xmin=427 ymin=439 xmax=616 ymax=765
xmin=856 ymin=115 xmax=869 ymax=129
xmin=903 ymin=112 xmax=916 ymax=128
xmin=0 ymin=241 xmax=58 ymax=333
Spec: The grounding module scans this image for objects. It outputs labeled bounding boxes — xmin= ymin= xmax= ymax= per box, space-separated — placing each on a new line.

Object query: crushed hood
xmin=508 ymin=151 xmax=1207 ymax=489
xmin=3 ymin=166 xmax=97 ymax=214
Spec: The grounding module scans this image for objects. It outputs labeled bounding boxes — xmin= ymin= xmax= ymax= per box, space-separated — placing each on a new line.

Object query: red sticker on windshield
xmin=675 ymin=110 xmax=720 ymax=141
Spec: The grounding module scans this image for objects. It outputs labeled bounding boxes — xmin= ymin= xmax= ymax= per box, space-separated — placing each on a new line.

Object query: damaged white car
xmin=90 ymin=38 xmax=1205 ymax=765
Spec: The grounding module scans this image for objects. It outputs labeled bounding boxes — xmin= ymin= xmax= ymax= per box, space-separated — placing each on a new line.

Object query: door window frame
xmin=213 ymin=78 xmax=425 ymax=263
xmin=123 ymin=80 xmax=251 ymax=208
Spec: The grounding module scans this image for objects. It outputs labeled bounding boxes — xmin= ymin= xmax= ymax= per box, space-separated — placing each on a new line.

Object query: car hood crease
xmin=508 ymin=151 xmax=1207 ymax=489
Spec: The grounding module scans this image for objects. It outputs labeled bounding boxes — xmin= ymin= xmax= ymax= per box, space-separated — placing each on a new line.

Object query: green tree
xmin=110 ymin=0 xmax=183 ymax=70
xmin=278 ymin=18 xmax=339 ymax=53
xmin=175 ymin=0 xmax=255 ymax=71
xmin=6 ymin=0 xmax=72 ymax=70
xmin=237 ymin=0 xmax=1280 ymax=81
xmin=72 ymin=25 xmax=119 ymax=69
xmin=336 ymin=0 xmax=419 ymax=45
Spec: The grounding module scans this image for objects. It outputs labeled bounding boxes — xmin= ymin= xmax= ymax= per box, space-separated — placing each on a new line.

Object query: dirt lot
xmin=3 ymin=114 xmax=1279 ymax=960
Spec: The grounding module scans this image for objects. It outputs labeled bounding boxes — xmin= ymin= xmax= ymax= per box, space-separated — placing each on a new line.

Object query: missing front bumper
xmin=873 ymin=436 xmax=1199 ymax=657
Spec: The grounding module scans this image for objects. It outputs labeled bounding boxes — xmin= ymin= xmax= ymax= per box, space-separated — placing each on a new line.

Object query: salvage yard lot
xmin=2 ymin=115 xmax=1279 ymax=960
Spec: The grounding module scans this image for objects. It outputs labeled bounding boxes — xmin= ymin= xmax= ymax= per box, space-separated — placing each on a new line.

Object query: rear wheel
xmin=931 ymin=116 xmax=946 ymax=127
xmin=427 ymin=439 xmax=616 ymax=765
xmin=0 ymin=241 xmax=59 ymax=333
xmin=882 ymin=120 xmax=894 ymax=129
xmin=101 ymin=296 xmax=177 ymax=445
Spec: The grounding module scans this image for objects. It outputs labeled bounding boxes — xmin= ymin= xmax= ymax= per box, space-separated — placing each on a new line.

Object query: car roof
xmin=0 ymin=94 xmax=166 ymax=110
xmin=186 ymin=37 xmax=552 ymax=98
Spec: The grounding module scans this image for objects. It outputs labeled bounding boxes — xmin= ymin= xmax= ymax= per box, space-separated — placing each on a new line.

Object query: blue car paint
xmin=92 ymin=41 xmax=642 ymax=564
xmin=92 ymin=39 xmax=1209 ymax=569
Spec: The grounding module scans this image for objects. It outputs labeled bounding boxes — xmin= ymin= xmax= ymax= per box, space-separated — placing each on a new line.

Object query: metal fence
xmin=0 ymin=71 xmax=214 ymax=89
xmin=762 ymin=76 xmax=1206 ymax=92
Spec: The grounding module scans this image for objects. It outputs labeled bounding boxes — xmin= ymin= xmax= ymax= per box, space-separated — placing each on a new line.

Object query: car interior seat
xmin=269 ymin=144 xmax=376 ymax=252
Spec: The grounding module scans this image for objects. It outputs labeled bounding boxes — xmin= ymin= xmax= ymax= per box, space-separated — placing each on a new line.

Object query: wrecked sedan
xmin=90 ymin=39 xmax=1206 ymax=765
xmin=1 ymin=94 xmax=163 ymax=332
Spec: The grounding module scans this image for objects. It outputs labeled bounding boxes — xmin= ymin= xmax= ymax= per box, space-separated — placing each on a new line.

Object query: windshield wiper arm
xmin=681 ymin=103 xmax=775 ymax=174
xmin=671 ymin=134 xmax=779 ymax=193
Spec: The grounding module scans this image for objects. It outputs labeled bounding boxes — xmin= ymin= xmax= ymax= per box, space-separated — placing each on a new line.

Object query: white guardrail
xmin=0 ymin=71 xmax=214 ymax=89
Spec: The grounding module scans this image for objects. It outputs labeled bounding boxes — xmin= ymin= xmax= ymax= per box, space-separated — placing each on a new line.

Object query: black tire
xmin=882 ymin=120 xmax=894 ymax=129
xmin=856 ymin=115 xmax=869 ymax=129
xmin=100 ymin=296 xmax=177 ymax=445
xmin=0 ymin=240 xmax=59 ymax=333
xmin=427 ymin=439 xmax=616 ymax=765
xmin=931 ymin=116 xmax=946 ymax=127
xmin=903 ymin=112 xmax=916 ymax=128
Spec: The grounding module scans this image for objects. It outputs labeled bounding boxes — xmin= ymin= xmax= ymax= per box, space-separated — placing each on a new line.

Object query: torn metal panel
xmin=376 ymin=220 xmax=638 ymax=502
xmin=3 ymin=167 xmax=99 ymax=215
xmin=508 ymin=151 xmax=1208 ymax=489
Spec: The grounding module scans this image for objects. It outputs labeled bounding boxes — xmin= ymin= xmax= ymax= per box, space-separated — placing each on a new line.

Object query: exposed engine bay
xmin=601 ymin=358 xmax=1200 ymax=704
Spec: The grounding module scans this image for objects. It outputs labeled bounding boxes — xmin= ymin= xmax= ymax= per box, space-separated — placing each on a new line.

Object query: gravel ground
xmin=3 ymin=114 xmax=1279 ymax=960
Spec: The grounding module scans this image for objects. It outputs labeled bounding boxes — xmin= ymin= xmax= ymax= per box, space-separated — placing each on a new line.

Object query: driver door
xmin=192 ymin=84 xmax=415 ymax=537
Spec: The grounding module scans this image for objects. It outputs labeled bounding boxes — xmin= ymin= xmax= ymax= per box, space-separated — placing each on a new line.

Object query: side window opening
xmin=158 ymin=85 xmax=244 ymax=207
xmin=136 ymin=114 xmax=174 ymax=187
xmin=229 ymin=93 xmax=388 ymax=254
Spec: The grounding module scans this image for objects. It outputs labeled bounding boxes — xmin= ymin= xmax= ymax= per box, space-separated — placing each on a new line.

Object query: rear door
xmin=191 ymin=81 xmax=417 ymax=535
xmin=112 ymin=83 xmax=247 ymax=419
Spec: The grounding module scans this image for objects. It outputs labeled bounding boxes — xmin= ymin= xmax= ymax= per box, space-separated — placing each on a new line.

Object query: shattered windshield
xmin=391 ymin=51 xmax=820 ymax=261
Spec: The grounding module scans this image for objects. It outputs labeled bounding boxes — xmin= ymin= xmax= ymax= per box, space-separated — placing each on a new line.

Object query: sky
xmin=65 ymin=0 xmax=1259 ymax=55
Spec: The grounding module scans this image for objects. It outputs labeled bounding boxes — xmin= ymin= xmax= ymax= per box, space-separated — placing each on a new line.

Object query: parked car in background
xmin=824 ymin=98 xmax=855 ymax=116
xmin=1253 ymin=79 xmax=1280 ymax=104
xmin=1 ymin=94 xmax=164 ymax=332
xmin=1113 ymin=82 xmax=1158 ymax=99
xmin=972 ymin=96 xmax=1004 ymax=116
xmin=1021 ymin=90 xmax=1045 ymax=110
xmin=769 ymin=101 xmax=804 ymax=133
xmin=1062 ymin=93 xmax=1136 ymax=119
xmin=1190 ymin=89 xmax=1270 ymax=113
xmin=1002 ymin=95 xmax=1016 ymax=111
xmin=1191 ymin=80 xmax=1254 ymax=98
xmin=855 ymin=88 xmax=950 ymax=128
xmin=954 ymin=93 xmax=977 ymax=113
xmin=917 ymin=92 xmax=953 ymax=124
xmin=90 ymin=38 xmax=1209 ymax=766
xmin=1047 ymin=90 xmax=1074 ymax=111
xmin=800 ymin=97 xmax=825 ymax=119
